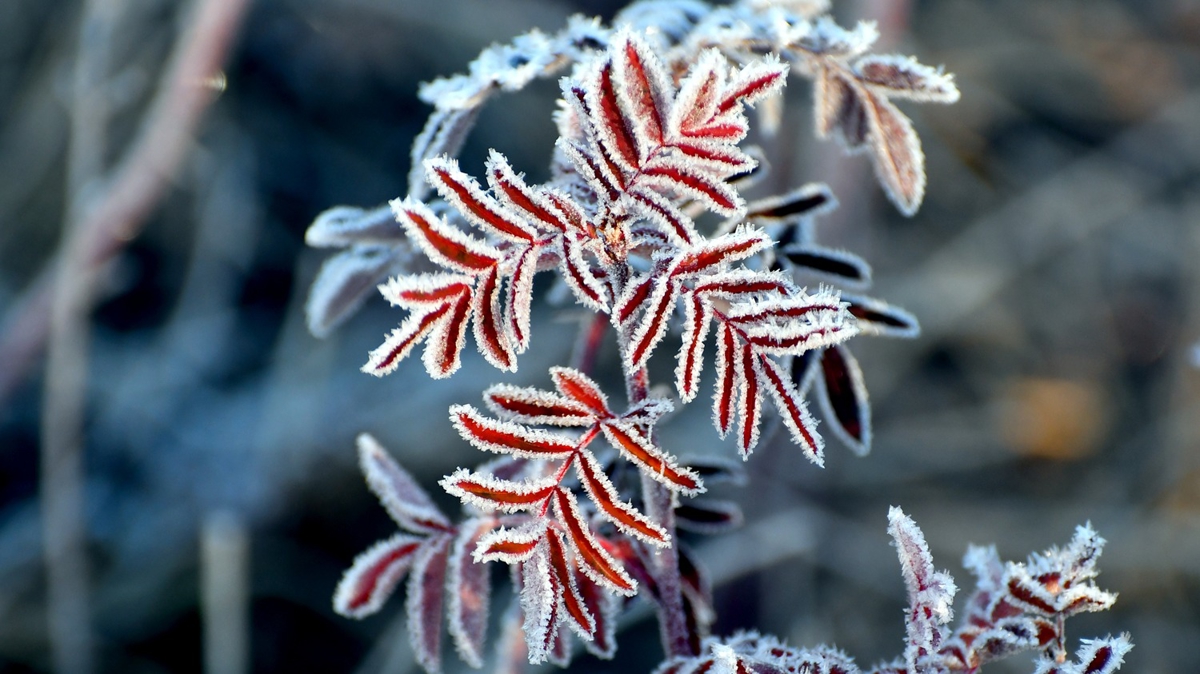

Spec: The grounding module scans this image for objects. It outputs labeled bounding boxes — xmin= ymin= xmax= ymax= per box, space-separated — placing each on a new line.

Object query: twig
xmin=38 ymin=0 xmax=250 ymax=671
xmin=202 ymin=511 xmax=250 ymax=674
xmin=0 ymin=0 xmax=251 ymax=409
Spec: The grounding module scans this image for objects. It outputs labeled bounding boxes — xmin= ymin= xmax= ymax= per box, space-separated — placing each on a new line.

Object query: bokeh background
xmin=2 ymin=0 xmax=1199 ymax=672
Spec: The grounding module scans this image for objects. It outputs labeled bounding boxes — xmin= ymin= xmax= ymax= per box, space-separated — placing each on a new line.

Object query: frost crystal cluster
xmin=302 ymin=1 xmax=1130 ymax=672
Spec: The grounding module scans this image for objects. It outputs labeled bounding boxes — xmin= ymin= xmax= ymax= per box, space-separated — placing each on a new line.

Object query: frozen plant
xmin=301 ymin=1 xmax=1131 ymax=672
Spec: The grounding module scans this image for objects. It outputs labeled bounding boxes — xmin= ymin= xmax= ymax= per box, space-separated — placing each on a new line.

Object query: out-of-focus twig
xmin=0 ymin=0 xmax=251 ymax=409
xmin=41 ymin=1 xmax=120 ymax=670
xmin=37 ymin=0 xmax=250 ymax=671
xmin=202 ymin=511 xmax=250 ymax=674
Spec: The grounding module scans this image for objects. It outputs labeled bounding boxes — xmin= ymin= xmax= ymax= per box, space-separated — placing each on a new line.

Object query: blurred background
xmin=1 ymin=0 xmax=1199 ymax=672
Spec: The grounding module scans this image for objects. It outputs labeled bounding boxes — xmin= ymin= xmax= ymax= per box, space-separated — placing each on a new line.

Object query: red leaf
xmin=818 ymin=345 xmax=871 ymax=456
xmin=546 ymin=529 xmax=595 ymax=640
xmin=558 ymin=236 xmax=608 ymax=311
xmin=473 ymin=518 xmax=547 ymax=564
xmin=736 ymin=342 xmax=763 ymax=457
xmin=333 ymin=533 xmax=423 ymax=618
xmin=614 ymin=272 xmax=656 ymax=327
xmin=626 ymin=276 xmax=679 ymax=371
xmin=450 ymin=405 xmax=577 ymax=459
xmin=717 ymin=57 xmax=788 ymax=114
xmin=484 ymin=383 xmax=595 ymax=426
xmin=447 ymin=519 xmax=493 ymax=668
xmin=471 ymin=265 xmax=516 ymax=371
xmin=441 ymin=469 xmax=557 ymax=512
xmin=642 ymin=161 xmax=742 ymax=215
xmin=576 ymin=450 xmax=669 ymax=545
xmin=407 ymin=533 xmax=453 ymax=674
xmin=590 ymin=59 xmax=640 ymax=170
xmin=485 ymin=150 xmax=573 ymax=234
xmin=426 ymin=156 xmax=535 ymax=242
xmin=676 ymin=291 xmax=712 ymax=403
xmin=392 ymin=197 xmax=502 ymax=273
xmin=759 ymin=356 xmax=824 ymax=465
xmin=614 ymin=33 xmax=668 ymax=150
xmin=627 ymin=185 xmax=698 ymax=245
xmin=552 ymin=487 xmax=637 ymax=595
xmin=551 ymin=367 xmax=612 ymax=417
xmin=601 ymin=420 xmax=703 ymax=495
xmin=506 ymin=247 xmax=540 ymax=352
xmin=576 ymin=568 xmax=620 ymax=659
xmin=676 ymin=228 xmax=772 ymax=275
xmin=713 ymin=322 xmax=739 ymax=438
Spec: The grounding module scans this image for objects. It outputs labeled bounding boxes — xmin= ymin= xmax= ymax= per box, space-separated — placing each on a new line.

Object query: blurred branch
xmin=202 ymin=511 xmax=250 ymax=674
xmin=37 ymin=0 xmax=250 ymax=671
xmin=0 ymin=0 xmax=251 ymax=408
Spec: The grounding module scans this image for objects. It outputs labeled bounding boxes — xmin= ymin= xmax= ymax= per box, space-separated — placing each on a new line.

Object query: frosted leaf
xmin=624 ymin=275 xmax=681 ymax=371
xmin=781 ymin=244 xmax=872 ymax=288
xmin=551 ymin=366 xmax=613 ymax=416
xmin=333 ymin=532 xmax=423 ymax=619
xmin=519 ymin=541 xmax=560 ymax=664
xmin=576 ymin=449 xmax=670 ymax=546
xmin=306 ymin=205 xmax=404 ymax=248
xmin=854 ymin=55 xmax=960 ymax=104
xmin=675 ymin=499 xmax=743 ymax=534
xmin=407 ymin=533 xmax=453 ymax=674
xmin=364 ymin=276 xmax=472 ymax=378
xmin=449 ymin=405 xmax=578 ymax=460
xmin=441 ymin=468 xmax=559 ymax=514
xmin=552 ymin=487 xmax=637 ymax=595
xmin=887 ymin=507 xmax=957 ymax=671
xmin=815 ymin=344 xmax=871 ymax=456
xmin=447 ymin=519 xmax=492 ymax=668
xmin=306 ymin=245 xmax=400 ymax=338
xmin=545 ymin=529 xmax=595 ymax=641
xmin=712 ymin=322 xmax=739 ymax=439
xmin=410 ymin=108 xmax=482 ymax=200
xmin=860 ymin=87 xmax=925 ymax=216
xmin=675 ymin=291 xmax=713 ymax=403
xmin=796 ymin=17 xmax=879 ymax=58
xmin=483 ymin=383 xmax=595 ymax=427
xmin=844 ymin=293 xmax=920 ymax=338
xmin=745 ymin=182 xmax=838 ymax=226
xmin=469 ymin=266 xmax=517 ymax=371
xmin=473 ymin=518 xmax=547 ymax=565
xmin=425 ymin=156 xmax=536 ymax=243
xmin=759 ymin=355 xmax=824 ymax=465
xmin=391 ymin=197 xmax=503 ymax=274
xmin=1033 ymin=635 xmax=1132 ymax=674
xmin=358 ymin=434 xmax=451 ymax=533
xmin=735 ymin=342 xmax=763 ymax=457
xmin=601 ymin=419 xmax=703 ymax=495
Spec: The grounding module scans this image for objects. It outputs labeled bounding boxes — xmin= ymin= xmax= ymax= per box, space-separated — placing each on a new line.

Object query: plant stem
xmin=626 ymin=367 xmax=694 ymax=658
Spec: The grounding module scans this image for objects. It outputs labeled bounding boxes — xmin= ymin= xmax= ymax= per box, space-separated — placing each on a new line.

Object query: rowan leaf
xmin=358 ymin=434 xmax=451 ymax=533
xmin=333 ymin=533 xmax=423 ymax=619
